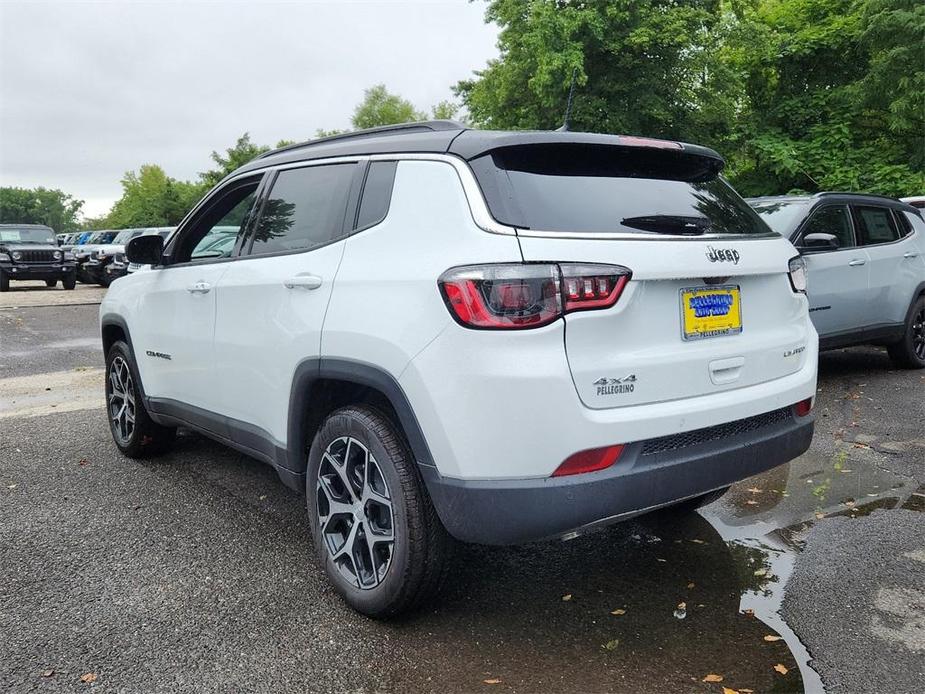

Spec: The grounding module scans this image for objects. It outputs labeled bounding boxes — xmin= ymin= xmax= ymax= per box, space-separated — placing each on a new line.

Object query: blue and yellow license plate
xmin=680 ymin=285 xmax=742 ymax=341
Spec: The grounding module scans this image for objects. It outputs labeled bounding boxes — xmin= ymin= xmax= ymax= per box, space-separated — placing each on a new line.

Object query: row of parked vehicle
xmin=56 ymin=227 xmax=176 ymax=286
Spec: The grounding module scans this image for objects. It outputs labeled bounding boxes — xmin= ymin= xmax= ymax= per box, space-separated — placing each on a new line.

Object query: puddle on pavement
xmin=380 ymin=446 xmax=923 ymax=693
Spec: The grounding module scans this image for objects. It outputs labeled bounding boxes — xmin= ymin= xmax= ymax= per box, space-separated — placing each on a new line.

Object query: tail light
xmin=552 ymin=445 xmax=625 ymax=477
xmin=793 ymin=397 xmax=814 ymax=417
xmin=438 ymin=263 xmax=631 ymax=330
xmin=788 ymin=256 xmax=807 ymax=293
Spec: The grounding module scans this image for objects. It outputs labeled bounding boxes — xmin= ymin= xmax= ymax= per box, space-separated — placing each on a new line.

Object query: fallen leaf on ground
xmin=79 ymin=673 xmax=97 ymax=683
xmin=740 ymin=689 xmax=754 ymax=693
xmin=763 ymin=635 xmax=783 ymax=642
xmin=843 ymin=500 xmax=856 ymax=507
xmin=483 ymin=678 xmax=502 ymax=685
xmin=691 ymin=539 xmax=706 ymax=544
xmin=746 ymin=487 xmax=762 ymax=494
xmin=742 ymin=608 xmax=755 ymax=617
xmin=745 ymin=500 xmax=759 ymax=505
xmin=773 ymin=664 xmax=789 ymax=675
xmin=702 ymin=673 xmax=724 ymax=682
xmin=41 ymin=670 xmax=54 ymax=678
xmin=656 ymin=558 xmax=667 ymax=562
xmin=561 ymin=594 xmax=572 ymax=601
xmin=754 ymin=569 xmax=767 ymax=577
xmin=610 ymin=609 xmax=626 ymax=616
xmin=601 ymin=639 xmax=620 ymax=651
xmin=687 ymin=582 xmax=695 ymax=589
xmin=722 ymin=688 xmax=740 ymax=694
xmin=814 ymin=512 xmax=825 ymax=519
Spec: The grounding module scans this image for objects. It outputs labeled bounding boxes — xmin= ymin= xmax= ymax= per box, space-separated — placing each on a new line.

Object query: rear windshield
xmin=748 ymin=200 xmax=811 ymax=235
xmin=469 ymin=144 xmax=772 ymax=236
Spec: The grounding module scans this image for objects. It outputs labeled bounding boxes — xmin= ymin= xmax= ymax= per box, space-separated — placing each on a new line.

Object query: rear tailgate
xmin=462 ymin=138 xmax=812 ymax=409
xmin=518 ymin=235 xmax=811 ymax=408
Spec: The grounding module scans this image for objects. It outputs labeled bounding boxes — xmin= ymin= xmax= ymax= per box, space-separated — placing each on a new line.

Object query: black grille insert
xmin=16 ymin=249 xmax=57 ymax=263
xmin=641 ymin=407 xmax=792 ymax=456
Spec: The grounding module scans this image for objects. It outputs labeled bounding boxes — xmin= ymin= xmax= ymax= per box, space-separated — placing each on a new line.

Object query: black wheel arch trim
xmin=287 ymin=357 xmax=437 ymax=476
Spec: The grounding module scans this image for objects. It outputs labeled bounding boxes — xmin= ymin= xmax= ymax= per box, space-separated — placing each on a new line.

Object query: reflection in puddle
xmin=392 ymin=447 xmax=922 ymax=693
xmin=703 ymin=447 xmax=924 ymax=694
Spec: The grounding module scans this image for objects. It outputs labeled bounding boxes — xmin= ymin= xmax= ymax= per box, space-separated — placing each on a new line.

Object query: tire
xmin=105 ymin=340 xmax=176 ymax=457
xmin=307 ymin=405 xmax=452 ymax=617
xmin=0 ymin=271 xmax=8 ymax=292
xmin=45 ymin=279 xmax=57 ymax=287
xmin=663 ymin=487 xmax=729 ymax=516
xmin=62 ymin=274 xmax=76 ymax=290
xmin=887 ymin=295 xmax=925 ymax=369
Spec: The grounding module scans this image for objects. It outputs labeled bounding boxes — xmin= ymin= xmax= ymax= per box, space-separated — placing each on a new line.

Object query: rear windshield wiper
xmin=621 ymin=215 xmax=712 ymax=235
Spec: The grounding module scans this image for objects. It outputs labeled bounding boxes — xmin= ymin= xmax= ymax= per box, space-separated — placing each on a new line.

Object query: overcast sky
xmin=0 ymin=0 xmax=499 ymax=217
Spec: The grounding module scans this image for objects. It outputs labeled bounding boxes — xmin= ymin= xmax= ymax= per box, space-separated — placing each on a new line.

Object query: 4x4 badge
xmin=593 ymin=374 xmax=636 ymax=396
xmin=707 ymin=246 xmax=740 ymax=264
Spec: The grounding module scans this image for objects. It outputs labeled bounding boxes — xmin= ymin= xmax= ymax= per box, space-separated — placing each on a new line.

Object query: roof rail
xmin=815 ymin=191 xmax=902 ymax=202
xmin=255 ymin=120 xmax=466 ymax=160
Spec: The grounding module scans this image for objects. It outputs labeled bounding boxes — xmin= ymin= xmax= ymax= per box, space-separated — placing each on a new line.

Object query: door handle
xmin=186 ymin=281 xmax=211 ymax=294
xmin=848 ymin=259 xmax=866 ymax=267
xmin=284 ymin=274 xmax=323 ymax=290
xmin=904 ymin=252 xmax=920 ymax=259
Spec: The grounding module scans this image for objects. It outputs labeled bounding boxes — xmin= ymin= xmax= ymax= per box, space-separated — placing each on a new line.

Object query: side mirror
xmin=799 ymin=232 xmax=839 ymax=252
xmin=126 ymin=234 xmax=164 ymax=265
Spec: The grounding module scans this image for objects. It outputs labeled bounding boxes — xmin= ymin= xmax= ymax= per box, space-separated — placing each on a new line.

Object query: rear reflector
xmin=793 ymin=397 xmax=814 ymax=417
xmin=552 ymin=445 xmax=625 ymax=477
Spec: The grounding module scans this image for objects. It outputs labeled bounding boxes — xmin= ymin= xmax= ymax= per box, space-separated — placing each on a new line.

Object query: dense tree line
xmin=3 ymin=1 xmax=920 ymax=231
xmin=456 ymin=0 xmax=924 ymax=196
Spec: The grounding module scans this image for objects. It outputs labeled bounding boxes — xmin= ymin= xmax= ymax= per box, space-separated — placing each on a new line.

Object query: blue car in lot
xmin=749 ymin=192 xmax=925 ymax=369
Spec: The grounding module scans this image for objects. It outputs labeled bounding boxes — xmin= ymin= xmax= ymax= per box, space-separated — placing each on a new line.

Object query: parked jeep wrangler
xmin=0 ymin=224 xmax=77 ymax=291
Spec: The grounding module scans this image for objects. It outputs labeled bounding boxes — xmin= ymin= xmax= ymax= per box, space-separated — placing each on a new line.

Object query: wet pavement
xmin=1 ymin=299 xmax=923 ymax=693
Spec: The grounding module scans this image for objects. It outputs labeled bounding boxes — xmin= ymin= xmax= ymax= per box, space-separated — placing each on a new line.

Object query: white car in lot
xmin=750 ymin=193 xmax=925 ymax=368
xmin=100 ymin=122 xmax=818 ymax=616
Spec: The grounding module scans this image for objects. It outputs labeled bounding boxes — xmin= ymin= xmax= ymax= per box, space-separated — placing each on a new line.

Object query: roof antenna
xmin=557 ymin=68 xmax=578 ymax=132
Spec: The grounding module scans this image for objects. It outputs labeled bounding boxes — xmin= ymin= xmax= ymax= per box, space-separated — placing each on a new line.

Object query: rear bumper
xmin=421 ymin=409 xmax=813 ymax=545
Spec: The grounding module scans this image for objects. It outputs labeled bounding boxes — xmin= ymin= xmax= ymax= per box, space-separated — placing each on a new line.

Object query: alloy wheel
xmin=316 ymin=436 xmax=394 ymax=589
xmin=108 ymin=356 xmax=136 ymax=444
xmin=914 ymin=306 xmax=925 ymax=361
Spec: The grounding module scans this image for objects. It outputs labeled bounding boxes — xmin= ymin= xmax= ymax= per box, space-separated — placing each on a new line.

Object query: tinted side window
xmin=892 ymin=209 xmax=914 ymax=238
xmin=801 ymin=205 xmax=854 ymax=248
xmin=172 ymin=177 xmax=261 ymax=263
xmin=249 ymin=164 xmax=355 ymax=255
xmin=356 ymin=161 xmax=397 ymax=229
xmin=854 ymin=205 xmax=899 ymax=245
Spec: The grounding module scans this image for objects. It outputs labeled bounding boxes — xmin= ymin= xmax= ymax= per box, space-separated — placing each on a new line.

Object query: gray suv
xmin=749 ymin=193 xmax=925 ymax=368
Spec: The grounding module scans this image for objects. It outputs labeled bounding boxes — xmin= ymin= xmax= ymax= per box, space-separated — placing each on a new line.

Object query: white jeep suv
xmin=100 ymin=121 xmax=818 ymax=616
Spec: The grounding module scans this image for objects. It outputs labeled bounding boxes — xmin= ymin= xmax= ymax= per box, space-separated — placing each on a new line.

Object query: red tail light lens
xmin=439 ymin=263 xmax=631 ymax=330
xmin=552 ymin=444 xmax=625 ymax=477
xmin=794 ymin=397 xmax=814 ymax=417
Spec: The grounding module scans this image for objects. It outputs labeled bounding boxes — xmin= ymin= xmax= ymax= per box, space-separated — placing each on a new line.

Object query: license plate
xmin=680 ymin=285 xmax=742 ymax=341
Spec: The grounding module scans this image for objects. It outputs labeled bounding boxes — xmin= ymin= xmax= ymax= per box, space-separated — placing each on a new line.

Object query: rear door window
xmin=356 ymin=161 xmax=397 ymax=230
xmin=798 ymin=205 xmax=855 ymax=248
xmin=248 ymin=163 xmax=356 ymax=255
xmin=853 ymin=206 xmax=900 ymax=245
xmin=469 ymin=144 xmax=770 ymax=236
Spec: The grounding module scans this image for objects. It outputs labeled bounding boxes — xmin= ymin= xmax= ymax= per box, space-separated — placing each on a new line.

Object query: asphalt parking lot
xmin=2 ymin=282 xmax=923 ymax=693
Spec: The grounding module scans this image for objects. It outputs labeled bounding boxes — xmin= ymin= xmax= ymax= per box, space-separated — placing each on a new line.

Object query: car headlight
xmin=11 ymin=251 xmax=21 ymax=261
xmin=53 ymin=250 xmax=62 ymax=260
xmin=788 ymin=255 xmax=807 ymax=293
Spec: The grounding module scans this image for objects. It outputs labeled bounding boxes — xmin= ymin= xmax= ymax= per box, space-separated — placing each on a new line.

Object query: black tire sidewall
xmin=306 ymin=408 xmax=416 ymax=615
xmin=906 ymin=297 xmax=925 ymax=366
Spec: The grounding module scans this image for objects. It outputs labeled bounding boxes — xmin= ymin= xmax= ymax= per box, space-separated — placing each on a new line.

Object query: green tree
xmin=351 ymin=84 xmax=427 ymax=129
xmin=199 ymin=133 xmax=270 ymax=189
xmin=726 ymin=0 xmax=925 ymax=196
xmin=0 ymin=186 xmax=84 ymax=231
xmin=455 ymin=0 xmax=734 ymax=144
xmin=107 ymin=164 xmax=201 ymax=228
